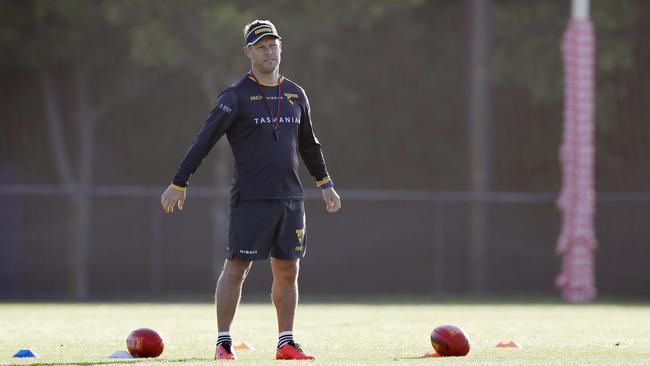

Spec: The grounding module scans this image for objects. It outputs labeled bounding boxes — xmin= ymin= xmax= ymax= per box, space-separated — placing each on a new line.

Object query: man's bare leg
xmin=216 ymin=258 xmax=252 ymax=331
xmin=271 ymin=258 xmax=315 ymax=359
xmin=270 ymin=258 xmax=299 ymax=332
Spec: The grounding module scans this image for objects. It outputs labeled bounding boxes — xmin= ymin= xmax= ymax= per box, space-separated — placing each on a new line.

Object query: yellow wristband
xmin=316 ymin=176 xmax=331 ymax=188
xmin=169 ymin=184 xmax=187 ymax=192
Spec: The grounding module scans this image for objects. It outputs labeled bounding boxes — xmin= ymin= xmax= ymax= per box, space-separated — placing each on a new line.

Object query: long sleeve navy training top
xmin=172 ymin=73 xmax=331 ymax=201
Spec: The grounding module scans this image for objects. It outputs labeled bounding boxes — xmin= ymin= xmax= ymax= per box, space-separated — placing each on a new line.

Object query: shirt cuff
xmin=316 ymin=176 xmax=333 ymax=189
xmin=169 ymin=183 xmax=187 ymax=192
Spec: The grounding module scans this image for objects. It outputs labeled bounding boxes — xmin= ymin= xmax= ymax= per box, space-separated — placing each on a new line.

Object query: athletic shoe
xmin=215 ymin=342 xmax=236 ymax=360
xmin=276 ymin=341 xmax=316 ymax=360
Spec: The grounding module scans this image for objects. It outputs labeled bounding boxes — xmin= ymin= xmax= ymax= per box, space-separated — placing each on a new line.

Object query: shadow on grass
xmin=3 ymin=295 xmax=649 ymax=306
xmin=393 ymin=356 xmax=431 ymax=360
xmin=16 ymin=358 xmax=208 ymax=366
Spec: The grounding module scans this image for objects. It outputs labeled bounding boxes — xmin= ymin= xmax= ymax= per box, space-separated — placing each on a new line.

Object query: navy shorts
xmin=227 ymin=198 xmax=307 ymax=261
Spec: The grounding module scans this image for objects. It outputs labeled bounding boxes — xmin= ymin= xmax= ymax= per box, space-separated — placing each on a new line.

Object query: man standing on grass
xmin=160 ymin=19 xmax=341 ymax=360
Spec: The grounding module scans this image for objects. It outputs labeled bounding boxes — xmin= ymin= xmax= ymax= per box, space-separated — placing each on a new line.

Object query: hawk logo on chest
xmin=284 ymin=93 xmax=299 ymax=105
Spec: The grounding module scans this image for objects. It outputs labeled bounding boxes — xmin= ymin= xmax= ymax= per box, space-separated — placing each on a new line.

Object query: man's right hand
xmin=161 ymin=185 xmax=186 ymax=214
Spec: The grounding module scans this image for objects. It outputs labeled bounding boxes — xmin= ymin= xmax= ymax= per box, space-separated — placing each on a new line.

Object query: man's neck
xmin=251 ymin=68 xmax=280 ymax=86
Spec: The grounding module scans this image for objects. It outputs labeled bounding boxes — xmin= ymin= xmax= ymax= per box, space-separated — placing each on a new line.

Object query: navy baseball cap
xmin=245 ymin=23 xmax=281 ymax=46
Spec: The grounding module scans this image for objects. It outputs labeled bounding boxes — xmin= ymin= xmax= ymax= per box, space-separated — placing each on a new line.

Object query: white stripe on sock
xmin=217 ymin=331 xmax=232 ymax=346
xmin=278 ymin=331 xmax=294 ymax=348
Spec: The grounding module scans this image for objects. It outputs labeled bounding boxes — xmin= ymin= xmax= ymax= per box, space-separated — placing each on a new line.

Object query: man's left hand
xmin=322 ymin=187 xmax=341 ymax=213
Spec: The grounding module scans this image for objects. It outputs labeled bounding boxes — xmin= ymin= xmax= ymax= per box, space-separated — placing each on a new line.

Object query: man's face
xmin=244 ymin=36 xmax=282 ymax=73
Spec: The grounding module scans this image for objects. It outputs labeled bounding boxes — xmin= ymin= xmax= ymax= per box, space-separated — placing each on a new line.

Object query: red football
xmin=126 ymin=328 xmax=164 ymax=358
xmin=430 ymin=324 xmax=470 ymax=356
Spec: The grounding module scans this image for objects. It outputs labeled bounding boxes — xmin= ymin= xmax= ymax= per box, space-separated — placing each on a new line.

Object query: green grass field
xmin=1 ymin=301 xmax=649 ymax=365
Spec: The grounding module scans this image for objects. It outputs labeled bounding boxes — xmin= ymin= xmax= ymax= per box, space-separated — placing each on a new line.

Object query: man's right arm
xmin=161 ymin=89 xmax=238 ymax=214
xmin=172 ymin=89 xmax=238 ymax=188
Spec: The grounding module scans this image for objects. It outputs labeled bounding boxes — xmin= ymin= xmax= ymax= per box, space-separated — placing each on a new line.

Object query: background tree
xmin=0 ymin=0 xmax=172 ymax=298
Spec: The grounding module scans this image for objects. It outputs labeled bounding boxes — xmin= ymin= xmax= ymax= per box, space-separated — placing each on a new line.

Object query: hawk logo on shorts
xmin=295 ymin=228 xmax=305 ymax=244
xmin=284 ymin=93 xmax=299 ymax=105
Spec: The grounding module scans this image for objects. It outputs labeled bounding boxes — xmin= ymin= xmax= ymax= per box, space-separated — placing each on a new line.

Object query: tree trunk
xmin=41 ymin=68 xmax=83 ymax=298
xmin=467 ymin=0 xmax=492 ymax=295
xmin=71 ymin=66 xmax=96 ymax=300
xmin=42 ymin=65 xmax=96 ymax=300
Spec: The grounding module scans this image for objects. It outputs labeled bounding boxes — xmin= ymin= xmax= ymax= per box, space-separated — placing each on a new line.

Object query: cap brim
xmin=247 ymin=34 xmax=281 ymax=47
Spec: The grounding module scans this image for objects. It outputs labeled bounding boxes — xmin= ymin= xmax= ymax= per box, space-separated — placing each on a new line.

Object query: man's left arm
xmin=298 ymin=92 xmax=341 ymax=213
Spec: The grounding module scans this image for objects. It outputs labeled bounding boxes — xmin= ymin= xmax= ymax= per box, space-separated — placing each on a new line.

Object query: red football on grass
xmin=126 ymin=328 xmax=164 ymax=358
xmin=430 ymin=324 xmax=470 ymax=356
